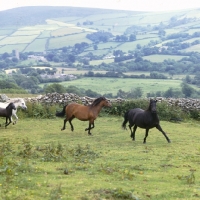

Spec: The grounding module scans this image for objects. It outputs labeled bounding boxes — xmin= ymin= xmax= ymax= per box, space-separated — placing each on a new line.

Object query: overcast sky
xmin=1 ymin=0 xmax=200 ymax=12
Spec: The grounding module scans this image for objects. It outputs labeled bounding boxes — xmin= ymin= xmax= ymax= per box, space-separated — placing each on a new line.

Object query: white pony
xmin=0 ymin=98 xmax=27 ymax=124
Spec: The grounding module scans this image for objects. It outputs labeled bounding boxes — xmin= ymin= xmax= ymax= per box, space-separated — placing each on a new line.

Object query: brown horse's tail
xmin=56 ymin=105 xmax=67 ymax=117
xmin=122 ymin=110 xmax=129 ymax=129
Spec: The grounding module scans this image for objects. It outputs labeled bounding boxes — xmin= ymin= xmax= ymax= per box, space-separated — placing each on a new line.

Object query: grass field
xmin=0 ymin=116 xmax=199 ymax=199
xmin=143 ymin=55 xmax=188 ymax=62
xmin=55 ymin=77 xmax=185 ymax=96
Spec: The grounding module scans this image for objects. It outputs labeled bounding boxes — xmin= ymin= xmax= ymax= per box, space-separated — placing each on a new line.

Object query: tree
xmin=129 ymin=34 xmax=136 ymax=41
xmin=181 ymin=83 xmax=194 ymax=97
xmin=44 ymin=83 xmax=66 ymax=93
xmin=93 ymin=44 xmax=98 ymax=50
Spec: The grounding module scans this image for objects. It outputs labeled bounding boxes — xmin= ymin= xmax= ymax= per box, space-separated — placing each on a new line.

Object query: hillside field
xmin=1 ymin=7 xmax=200 ymax=62
xmin=0 ymin=116 xmax=199 ymax=199
xmin=41 ymin=77 xmax=195 ymax=96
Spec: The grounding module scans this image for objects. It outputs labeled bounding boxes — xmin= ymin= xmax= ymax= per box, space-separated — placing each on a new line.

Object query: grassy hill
xmin=0 ymin=7 xmax=200 ymax=63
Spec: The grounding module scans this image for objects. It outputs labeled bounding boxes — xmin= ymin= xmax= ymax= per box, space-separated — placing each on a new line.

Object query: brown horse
xmin=56 ymin=97 xmax=112 ymax=135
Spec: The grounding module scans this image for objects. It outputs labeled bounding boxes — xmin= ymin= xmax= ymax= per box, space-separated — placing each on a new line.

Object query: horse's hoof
xmin=168 ymin=139 xmax=171 ymax=143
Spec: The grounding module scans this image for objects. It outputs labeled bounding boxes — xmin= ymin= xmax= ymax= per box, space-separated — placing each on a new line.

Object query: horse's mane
xmin=7 ymin=98 xmax=24 ymax=103
xmin=90 ymin=97 xmax=106 ymax=107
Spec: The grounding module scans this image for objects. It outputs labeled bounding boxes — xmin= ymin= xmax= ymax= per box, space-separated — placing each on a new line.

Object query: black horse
xmin=0 ymin=102 xmax=16 ymax=127
xmin=122 ymin=99 xmax=171 ymax=143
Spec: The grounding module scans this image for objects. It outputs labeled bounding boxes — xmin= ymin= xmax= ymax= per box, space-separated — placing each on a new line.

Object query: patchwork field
xmin=1 ymin=8 xmax=200 ymax=56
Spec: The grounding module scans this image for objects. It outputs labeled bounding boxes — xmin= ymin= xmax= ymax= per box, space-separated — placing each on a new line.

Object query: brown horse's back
xmin=66 ymin=103 xmax=92 ymax=121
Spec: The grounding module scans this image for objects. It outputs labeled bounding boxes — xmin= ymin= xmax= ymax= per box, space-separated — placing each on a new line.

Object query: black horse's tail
xmin=122 ymin=110 xmax=130 ymax=129
xmin=56 ymin=105 xmax=67 ymax=117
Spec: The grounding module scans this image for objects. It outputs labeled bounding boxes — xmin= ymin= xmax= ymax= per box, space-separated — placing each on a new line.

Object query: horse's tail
xmin=56 ymin=105 xmax=67 ymax=117
xmin=122 ymin=110 xmax=130 ymax=129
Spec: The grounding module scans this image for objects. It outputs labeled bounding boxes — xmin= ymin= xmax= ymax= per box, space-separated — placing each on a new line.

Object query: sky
xmin=1 ymin=0 xmax=200 ymax=12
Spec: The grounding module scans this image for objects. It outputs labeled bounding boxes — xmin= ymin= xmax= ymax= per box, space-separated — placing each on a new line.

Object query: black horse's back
xmin=56 ymin=105 xmax=67 ymax=117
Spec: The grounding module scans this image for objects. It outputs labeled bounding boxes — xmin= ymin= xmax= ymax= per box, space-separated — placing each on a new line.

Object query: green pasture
xmin=0 ymin=29 xmax=16 ymax=35
xmin=90 ymin=59 xmax=114 ymax=65
xmin=0 ymin=35 xmax=38 ymax=45
xmin=48 ymin=33 xmax=92 ymax=49
xmin=24 ymin=38 xmax=48 ymax=52
xmin=0 ymin=44 xmax=27 ymax=54
xmin=79 ymin=49 xmax=110 ymax=56
xmin=19 ymin=24 xmax=60 ymax=31
xmin=181 ymin=38 xmax=200 ymax=43
xmin=164 ymin=29 xmax=183 ymax=35
xmin=88 ymin=42 xmax=121 ymax=50
xmin=51 ymin=27 xmax=84 ymax=37
xmin=143 ymin=55 xmax=188 ymax=62
xmin=52 ymin=77 xmax=186 ymax=96
xmin=136 ymin=34 xmax=159 ymax=40
xmin=38 ymin=30 xmax=51 ymax=38
xmin=184 ymin=28 xmax=200 ymax=35
xmin=0 ymin=116 xmax=199 ymax=199
xmin=12 ymin=30 xmax=42 ymax=36
xmin=182 ymin=44 xmax=200 ymax=53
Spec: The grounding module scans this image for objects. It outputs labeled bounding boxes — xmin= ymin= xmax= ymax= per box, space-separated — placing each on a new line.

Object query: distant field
xmin=11 ymin=30 xmax=42 ymax=36
xmin=90 ymin=59 xmax=114 ymax=65
xmin=182 ymin=44 xmax=200 ymax=52
xmin=24 ymin=38 xmax=48 ymax=52
xmin=42 ymin=77 xmax=187 ymax=96
xmin=51 ymin=27 xmax=83 ymax=37
xmin=48 ymin=32 xmax=92 ymax=49
xmin=0 ymin=35 xmax=38 ymax=45
xmin=79 ymin=49 xmax=110 ymax=56
xmin=0 ymin=43 xmax=28 ymax=54
xmin=0 ymin=8 xmax=200 ymax=57
xmin=143 ymin=54 xmax=188 ymax=62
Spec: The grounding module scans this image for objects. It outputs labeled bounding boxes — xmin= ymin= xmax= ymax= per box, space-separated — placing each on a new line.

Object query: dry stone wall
xmin=1 ymin=93 xmax=200 ymax=111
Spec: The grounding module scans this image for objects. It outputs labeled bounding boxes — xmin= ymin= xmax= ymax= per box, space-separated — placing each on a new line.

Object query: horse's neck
xmin=91 ymin=103 xmax=104 ymax=115
xmin=8 ymin=99 xmax=21 ymax=108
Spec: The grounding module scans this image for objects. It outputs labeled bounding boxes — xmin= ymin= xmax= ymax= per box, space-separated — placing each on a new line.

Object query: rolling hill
xmin=0 ymin=6 xmax=200 ymax=61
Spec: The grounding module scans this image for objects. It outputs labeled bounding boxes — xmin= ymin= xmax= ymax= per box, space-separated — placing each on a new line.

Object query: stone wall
xmin=1 ymin=93 xmax=200 ymax=111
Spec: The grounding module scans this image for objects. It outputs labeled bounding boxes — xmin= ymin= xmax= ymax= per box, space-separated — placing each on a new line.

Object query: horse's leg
xmin=85 ymin=122 xmax=94 ymax=135
xmin=12 ymin=113 xmax=18 ymax=125
xmin=69 ymin=116 xmax=75 ymax=131
xmin=61 ymin=118 xmax=67 ymax=131
xmin=131 ymin=125 xmax=137 ymax=141
xmin=156 ymin=124 xmax=171 ymax=143
xmin=143 ymin=129 xmax=149 ymax=144
xmin=128 ymin=124 xmax=133 ymax=138
xmin=5 ymin=117 xmax=11 ymax=128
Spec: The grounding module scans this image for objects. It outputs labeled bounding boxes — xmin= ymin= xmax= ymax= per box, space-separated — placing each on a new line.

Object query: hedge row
xmin=16 ymin=99 xmax=199 ymax=121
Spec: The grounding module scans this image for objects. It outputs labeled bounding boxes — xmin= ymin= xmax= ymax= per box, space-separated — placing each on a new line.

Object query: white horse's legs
xmin=12 ymin=109 xmax=18 ymax=124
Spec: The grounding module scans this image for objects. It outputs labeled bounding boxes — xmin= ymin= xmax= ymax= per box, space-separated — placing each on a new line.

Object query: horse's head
xmin=149 ymin=99 xmax=157 ymax=113
xmin=103 ymin=98 xmax=112 ymax=108
xmin=18 ymin=98 xmax=27 ymax=110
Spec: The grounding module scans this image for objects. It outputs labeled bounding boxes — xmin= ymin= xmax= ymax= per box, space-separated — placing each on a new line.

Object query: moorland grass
xmin=0 ymin=116 xmax=199 ymax=200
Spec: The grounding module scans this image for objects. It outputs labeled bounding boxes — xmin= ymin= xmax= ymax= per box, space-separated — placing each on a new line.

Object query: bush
xmin=16 ymin=99 xmax=196 ymax=121
xmin=104 ymin=99 xmax=189 ymax=121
